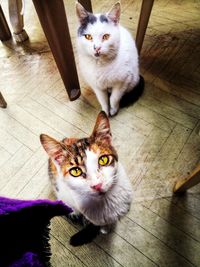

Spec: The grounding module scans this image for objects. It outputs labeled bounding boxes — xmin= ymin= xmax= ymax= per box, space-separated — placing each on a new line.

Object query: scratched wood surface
xmin=0 ymin=0 xmax=200 ymax=266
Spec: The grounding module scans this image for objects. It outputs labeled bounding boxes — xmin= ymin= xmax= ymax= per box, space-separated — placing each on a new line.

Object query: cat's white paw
xmin=100 ymin=225 xmax=112 ymax=234
xmin=110 ymin=106 xmax=119 ymax=117
xmin=100 ymin=226 xmax=110 ymax=234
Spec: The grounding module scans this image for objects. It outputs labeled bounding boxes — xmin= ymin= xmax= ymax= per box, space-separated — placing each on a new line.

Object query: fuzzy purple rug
xmin=0 ymin=197 xmax=72 ymax=267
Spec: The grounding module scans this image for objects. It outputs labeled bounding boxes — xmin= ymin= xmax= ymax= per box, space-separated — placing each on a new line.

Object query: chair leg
xmin=173 ymin=164 xmax=200 ymax=193
xmin=0 ymin=92 xmax=7 ymax=108
xmin=32 ymin=0 xmax=81 ymax=101
xmin=78 ymin=0 xmax=92 ymax=12
xmin=136 ymin=0 xmax=154 ymax=55
xmin=8 ymin=0 xmax=28 ymax=42
xmin=0 ymin=5 xmax=11 ymax=41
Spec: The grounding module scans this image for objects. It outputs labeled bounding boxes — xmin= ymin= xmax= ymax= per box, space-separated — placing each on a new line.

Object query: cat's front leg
xmin=94 ymin=88 xmax=109 ymax=115
xmin=110 ymin=86 xmax=126 ymax=116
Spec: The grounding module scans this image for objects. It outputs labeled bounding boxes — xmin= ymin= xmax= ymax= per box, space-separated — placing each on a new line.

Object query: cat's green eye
xmin=69 ymin=167 xmax=82 ymax=177
xmin=85 ymin=34 xmax=93 ymax=40
xmin=99 ymin=155 xmax=109 ymax=166
xmin=102 ymin=34 xmax=110 ymax=41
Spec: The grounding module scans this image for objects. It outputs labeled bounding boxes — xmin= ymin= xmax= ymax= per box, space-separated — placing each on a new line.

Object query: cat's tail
xmin=120 ymin=75 xmax=145 ymax=108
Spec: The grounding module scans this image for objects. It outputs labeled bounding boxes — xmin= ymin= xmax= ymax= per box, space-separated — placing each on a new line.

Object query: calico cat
xmin=76 ymin=2 xmax=140 ymax=116
xmin=40 ymin=111 xmax=132 ymax=233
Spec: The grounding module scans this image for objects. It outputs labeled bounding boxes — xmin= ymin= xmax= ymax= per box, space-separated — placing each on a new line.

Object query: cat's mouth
xmin=94 ymin=52 xmax=101 ymax=57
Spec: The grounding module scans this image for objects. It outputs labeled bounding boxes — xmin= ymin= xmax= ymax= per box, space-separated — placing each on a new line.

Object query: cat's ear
xmin=107 ymin=2 xmax=121 ymax=24
xmin=40 ymin=134 xmax=67 ymax=165
xmin=92 ymin=111 xmax=112 ymax=143
xmin=76 ymin=1 xmax=89 ymax=25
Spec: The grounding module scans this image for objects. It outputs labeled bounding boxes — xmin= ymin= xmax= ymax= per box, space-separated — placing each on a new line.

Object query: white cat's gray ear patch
xmin=76 ymin=1 xmax=89 ymax=24
xmin=107 ymin=2 xmax=121 ymax=24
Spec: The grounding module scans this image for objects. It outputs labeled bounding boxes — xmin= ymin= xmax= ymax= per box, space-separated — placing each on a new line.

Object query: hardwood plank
xmin=153 ymin=74 xmax=200 ymax=108
xmin=0 ymin=146 xmax=11 ymax=167
xmin=127 ymin=203 xmax=200 ymax=266
xmin=133 ymin=124 xmax=192 ymax=203
xmin=1 ymin=145 xmax=32 ymax=178
xmin=19 ymin=96 xmax=83 ymax=137
xmin=125 ymin=101 xmax=176 ymax=133
xmin=127 ymin=126 xmax=169 ymax=187
xmin=157 ymin=121 xmax=200 ymax=198
xmin=140 ymin=90 xmax=198 ymax=129
xmin=0 ymin=148 xmax=47 ymax=198
xmin=17 ymin=162 xmax=49 ymax=199
xmin=56 ymin=89 xmax=154 ymax=137
xmin=0 ymin=128 xmax=22 ymax=155
xmin=51 ymin=217 xmax=123 ymax=267
xmin=50 ymin=235 xmax=86 ymax=267
xmin=4 ymin=103 xmax=64 ymax=140
xmin=0 ymin=169 xmax=8 ymax=191
xmin=146 ymin=197 xmax=200 ymax=242
xmin=0 ymin=109 xmax=39 ymax=151
xmin=168 ymin=194 xmax=200 ymax=221
xmin=95 ymin=231 xmax=157 ymax=267
xmin=144 ymin=83 xmax=200 ymax=119
xmin=50 ymin=235 xmax=87 ymax=267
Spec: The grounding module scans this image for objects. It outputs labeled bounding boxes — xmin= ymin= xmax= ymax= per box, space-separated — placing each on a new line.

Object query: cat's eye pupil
xmin=85 ymin=34 xmax=92 ymax=40
xmin=99 ymin=155 xmax=109 ymax=166
xmin=102 ymin=34 xmax=110 ymax=41
xmin=70 ymin=167 xmax=82 ymax=177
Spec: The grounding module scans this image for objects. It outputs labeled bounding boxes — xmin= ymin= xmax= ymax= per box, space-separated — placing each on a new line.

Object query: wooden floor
xmin=1 ymin=0 xmax=200 ymax=266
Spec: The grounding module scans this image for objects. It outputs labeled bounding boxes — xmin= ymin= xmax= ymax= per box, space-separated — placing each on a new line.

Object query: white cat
xmin=40 ymin=111 xmax=132 ymax=230
xmin=76 ymin=2 xmax=139 ymax=116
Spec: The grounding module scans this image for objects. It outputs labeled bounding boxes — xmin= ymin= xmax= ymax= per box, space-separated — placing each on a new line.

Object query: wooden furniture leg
xmin=32 ymin=0 xmax=81 ymax=101
xmin=173 ymin=165 xmax=200 ymax=193
xmin=8 ymin=0 xmax=28 ymax=42
xmin=0 ymin=92 xmax=7 ymax=108
xmin=79 ymin=0 xmax=92 ymax=12
xmin=0 ymin=5 xmax=11 ymax=41
xmin=136 ymin=0 xmax=154 ymax=54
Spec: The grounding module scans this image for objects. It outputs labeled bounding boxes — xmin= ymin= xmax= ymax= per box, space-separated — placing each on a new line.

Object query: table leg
xmin=8 ymin=0 xmax=29 ymax=42
xmin=0 ymin=5 xmax=11 ymax=41
xmin=136 ymin=0 xmax=154 ymax=54
xmin=173 ymin=165 xmax=200 ymax=193
xmin=32 ymin=0 xmax=81 ymax=101
xmin=0 ymin=92 xmax=7 ymax=108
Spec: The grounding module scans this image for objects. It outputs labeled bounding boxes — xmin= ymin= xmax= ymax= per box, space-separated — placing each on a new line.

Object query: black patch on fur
xmin=120 ymin=75 xmax=145 ymax=108
xmin=78 ymin=13 xmax=97 ymax=36
xmin=70 ymin=223 xmax=100 ymax=247
xmin=100 ymin=14 xmax=108 ymax=23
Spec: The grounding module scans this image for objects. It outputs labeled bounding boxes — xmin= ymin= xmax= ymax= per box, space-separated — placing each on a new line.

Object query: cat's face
xmin=76 ymin=2 xmax=121 ymax=60
xmin=40 ymin=112 xmax=118 ymax=196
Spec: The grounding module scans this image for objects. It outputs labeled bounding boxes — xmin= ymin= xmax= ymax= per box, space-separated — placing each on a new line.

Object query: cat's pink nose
xmin=91 ymin=183 xmax=103 ymax=191
xmin=94 ymin=45 xmax=101 ymax=52
xmin=95 ymin=47 xmax=101 ymax=52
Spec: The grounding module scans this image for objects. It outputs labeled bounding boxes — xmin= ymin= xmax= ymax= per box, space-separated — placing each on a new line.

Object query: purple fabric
xmin=0 ymin=196 xmax=72 ymax=267
xmin=9 ymin=253 xmax=44 ymax=267
xmin=0 ymin=197 xmax=72 ymax=215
